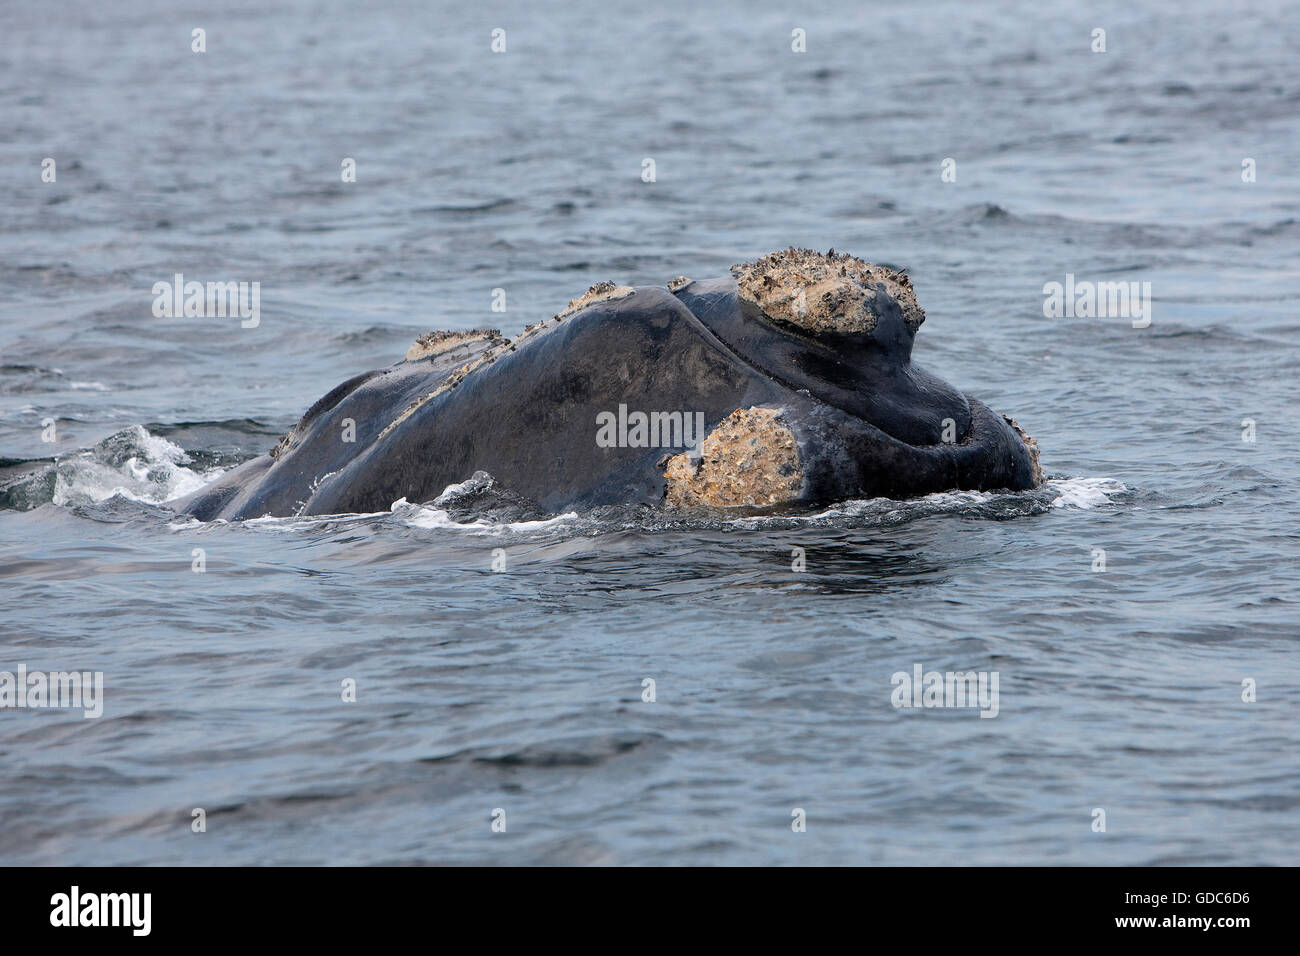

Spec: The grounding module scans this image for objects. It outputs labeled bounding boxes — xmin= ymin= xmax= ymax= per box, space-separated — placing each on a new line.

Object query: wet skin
xmin=176 ymin=274 xmax=1039 ymax=520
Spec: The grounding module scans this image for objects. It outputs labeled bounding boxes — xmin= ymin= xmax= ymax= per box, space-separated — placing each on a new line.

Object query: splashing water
xmin=1 ymin=426 xmax=227 ymax=511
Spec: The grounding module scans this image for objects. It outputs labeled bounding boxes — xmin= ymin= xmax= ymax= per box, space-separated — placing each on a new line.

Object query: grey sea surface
xmin=1 ymin=0 xmax=1298 ymax=864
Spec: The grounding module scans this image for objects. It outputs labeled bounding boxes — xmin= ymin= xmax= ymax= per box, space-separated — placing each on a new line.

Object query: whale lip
xmin=730 ymin=247 xmax=925 ymax=337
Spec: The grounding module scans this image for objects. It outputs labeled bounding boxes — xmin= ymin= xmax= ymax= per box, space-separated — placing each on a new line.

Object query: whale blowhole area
xmin=731 ymin=247 xmax=926 ymax=336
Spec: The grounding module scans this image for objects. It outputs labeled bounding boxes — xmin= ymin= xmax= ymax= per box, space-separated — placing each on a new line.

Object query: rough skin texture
xmin=731 ymin=247 xmax=926 ymax=335
xmin=663 ymin=406 xmax=804 ymax=507
xmin=236 ymin=252 xmax=1043 ymax=522
xmin=405 ymin=328 xmax=507 ymax=362
xmin=556 ymin=281 xmax=635 ymax=319
xmin=1002 ymin=415 xmax=1045 ymax=486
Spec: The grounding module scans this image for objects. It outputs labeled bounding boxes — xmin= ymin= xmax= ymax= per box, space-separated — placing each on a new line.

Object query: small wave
xmin=239 ymin=511 xmax=387 ymax=532
xmin=393 ymin=500 xmax=578 ymax=533
xmin=723 ymin=476 xmax=1125 ymax=530
xmin=393 ymin=471 xmax=577 ymax=532
xmin=959 ymin=202 xmax=1014 ymax=223
xmin=18 ymin=432 xmax=1125 ymax=533
xmin=53 ymin=427 xmax=226 ymax=507
xmin=177 ymin=471 xmax=1125 ymax=535
xmin=0 ymin=426 xmax=228 ymax=511
xmin=389 ymin=474 xmax=1123 ymax=534
xmin=1048 ymin=476 xmax=1126 ymax=509
xmin=391 ymin=475 xmax=579 ymax=533
xmin=230 ymin=474 xmax=576 ymax=535
xmin=0 ymin=365 xmax=112 ymax=396
xmin=431 ymin=471 xmax=496 ymax=503
xmin=411 ymin=198 xmax=517 ymax=216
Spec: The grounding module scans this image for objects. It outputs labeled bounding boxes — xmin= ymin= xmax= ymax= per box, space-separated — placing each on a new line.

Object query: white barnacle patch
xmin=663 ymin=407 xmax=803 ymax=508
xmin=555 ymin=281 xmax=635 ymax=320
xmin=405 ymin=328 xmax=506 ymax=362
xmin=732 ymin=247 xmax=925 ymax=335
xmin=1001 ymin=414 xmax=1045 ymax=486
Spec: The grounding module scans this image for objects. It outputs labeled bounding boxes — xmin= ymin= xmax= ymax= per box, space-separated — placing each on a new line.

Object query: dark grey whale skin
xmin=175 ymin=276 xmax=1039 ymax=520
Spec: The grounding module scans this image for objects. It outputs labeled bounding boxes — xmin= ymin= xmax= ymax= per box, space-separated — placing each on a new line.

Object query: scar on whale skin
xmin=732 ymin=246 xmax=926 ymax=335
xmin=380 ymin=348 xmax=505 ymax=441
xmin=663 ymin=407 xmax=803 ymax=508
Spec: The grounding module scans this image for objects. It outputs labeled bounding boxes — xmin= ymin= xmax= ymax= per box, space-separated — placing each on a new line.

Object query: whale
xmin=175 ymin=248 xmax=1043 ymax=520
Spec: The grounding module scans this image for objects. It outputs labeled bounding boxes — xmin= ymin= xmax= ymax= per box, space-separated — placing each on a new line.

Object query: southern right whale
xmin=175 ymin=248 xmax=1044 ymax=520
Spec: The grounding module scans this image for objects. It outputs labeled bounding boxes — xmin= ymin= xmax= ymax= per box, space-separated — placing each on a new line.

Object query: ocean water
xmin=2 ymin=0 xmax=1298 ymax=865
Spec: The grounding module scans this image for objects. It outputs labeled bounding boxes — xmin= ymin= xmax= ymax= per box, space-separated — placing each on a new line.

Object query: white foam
xmin=1047 ymin=476 xmax=1126 ymax=509
xmin=50 ymin=426 xmax=227 ymax=507
xmin=432 ymin=472 xmax=495 ymax=503
xmin=396 ymin=501 xmax=492 ymax=530
xmin=242 ymin=510 xmax=386 ymax=530
xmin=505 ymin=513 xmax=579 ymax=532
xmin=389 ymin=495 xmax=577 ymax=533
xmin=725 ymin=476 xmax=1125 ymax=528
